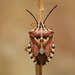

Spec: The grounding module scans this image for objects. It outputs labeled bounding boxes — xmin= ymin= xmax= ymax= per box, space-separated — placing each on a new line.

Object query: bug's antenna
xmin=43 ymin=5 xmax=57 ymax=24
xmin=26 ymin=9 xmax=38 ymax=24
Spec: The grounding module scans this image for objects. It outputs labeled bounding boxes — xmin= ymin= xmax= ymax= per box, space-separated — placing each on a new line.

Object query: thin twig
xmin=36 ymin=63 xmax=42 ymax=75
xmin=38 ymin=0 xmax=44 ymax=21
xmin=35 ymin=0 xmax=44 ymax=75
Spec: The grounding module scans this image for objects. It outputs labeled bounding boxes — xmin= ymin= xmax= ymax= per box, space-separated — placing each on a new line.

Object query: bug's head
xmin=29 ymin=21 xmax=54 ymax=57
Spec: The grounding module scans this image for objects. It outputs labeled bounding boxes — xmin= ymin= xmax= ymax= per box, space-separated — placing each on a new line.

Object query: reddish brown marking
xmin=30 ymin=36 xmax=39 ymax=57
xmin=44 ymin=37 xmax=53 ymax=57
xmin=29 ymin=29 xmax=54 ymax=37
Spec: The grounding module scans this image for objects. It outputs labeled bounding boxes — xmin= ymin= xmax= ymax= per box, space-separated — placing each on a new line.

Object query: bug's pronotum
xmin=25 ymin=5 xmax=57 ymax=65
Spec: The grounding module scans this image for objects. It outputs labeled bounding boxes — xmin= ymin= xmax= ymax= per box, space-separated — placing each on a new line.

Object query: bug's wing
xmin=30 ymin=37 xmax=39 ymax=57
xmin=44 ymin=37 xmax=53 ymax=57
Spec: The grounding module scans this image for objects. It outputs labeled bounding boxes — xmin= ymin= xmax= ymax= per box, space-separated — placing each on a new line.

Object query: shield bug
xmin=25 ymin=5 xmax=57 ymax=65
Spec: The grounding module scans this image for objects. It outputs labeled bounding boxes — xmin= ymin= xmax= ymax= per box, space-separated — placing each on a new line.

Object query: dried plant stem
xmin=38 ymin=0 xmax=44 ymax=21
xmin=35 ymin=0 xmax=44 ymax=75
xmin=36 ymin=63 xmax=42 ymax=75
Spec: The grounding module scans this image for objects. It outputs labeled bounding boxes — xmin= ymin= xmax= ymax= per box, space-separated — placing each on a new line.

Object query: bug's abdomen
xmin=27 ymin=42 xmax=55 ymax=65
xmin=35 ymin=54 xmax=47 ymax=65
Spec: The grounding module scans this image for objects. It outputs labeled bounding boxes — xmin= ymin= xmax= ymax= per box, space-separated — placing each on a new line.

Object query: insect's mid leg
xmin=25 ymin=47 xmax=28 ymax=52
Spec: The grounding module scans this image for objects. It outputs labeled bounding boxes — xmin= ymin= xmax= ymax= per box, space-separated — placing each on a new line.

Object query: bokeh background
xmin=0 ymin=0 xmax=75 ymax=75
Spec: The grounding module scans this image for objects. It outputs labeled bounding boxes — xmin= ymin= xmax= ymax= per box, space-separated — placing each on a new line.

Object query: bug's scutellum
xmin=25 ymin=5 xmax=57 ymax=65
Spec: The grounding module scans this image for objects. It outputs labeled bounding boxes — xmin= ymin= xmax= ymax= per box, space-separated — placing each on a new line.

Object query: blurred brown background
xmin=0 ymin=0 xmax=75 ymax=75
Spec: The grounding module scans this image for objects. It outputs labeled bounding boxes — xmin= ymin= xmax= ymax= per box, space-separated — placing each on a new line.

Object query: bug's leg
xmin=31 ymin=23 xmax=37 ymax=28
xmin=27 ymin=42 xmax=37 ymax=64
xmin=25 ymin=47 xmax=28 ymax=52
xmin=46 ymin=42 xmax=55 ymax=65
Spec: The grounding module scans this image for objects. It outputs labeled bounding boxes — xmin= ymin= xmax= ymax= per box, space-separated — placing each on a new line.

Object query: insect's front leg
xmin=31 ymin=23 xmax=37 ymax=28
